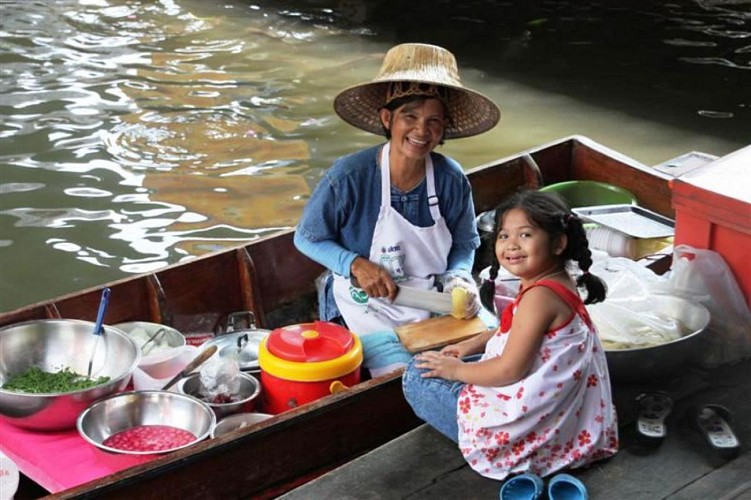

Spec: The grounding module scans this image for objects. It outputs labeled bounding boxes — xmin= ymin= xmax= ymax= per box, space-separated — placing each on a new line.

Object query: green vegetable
xmin=2 ymin=366 xmax=110 ymax=393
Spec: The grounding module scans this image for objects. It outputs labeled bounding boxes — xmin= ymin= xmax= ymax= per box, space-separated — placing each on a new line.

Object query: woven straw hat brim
xmin=334 ymin=80 xmax=500 ymax=140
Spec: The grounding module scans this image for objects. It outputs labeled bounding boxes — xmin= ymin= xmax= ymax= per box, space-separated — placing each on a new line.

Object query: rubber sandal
xmin=694 ymin=404 xmax=741 ymax=459
xmin=499 ymin=472 xmax=544 ymax=500
xmin=635 ymin=392 xmax=673 ymax=446
xmin=547 ymin=473 xmax=588 ymax=500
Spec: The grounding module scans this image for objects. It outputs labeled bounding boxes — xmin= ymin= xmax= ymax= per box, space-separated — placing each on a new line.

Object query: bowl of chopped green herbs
xmin=0 ymin=319 xmax=141 ymax=431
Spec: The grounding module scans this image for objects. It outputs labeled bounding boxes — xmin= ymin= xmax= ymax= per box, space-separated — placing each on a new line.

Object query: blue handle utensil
xmin=86 ymin=287 xmax=111 ymax=378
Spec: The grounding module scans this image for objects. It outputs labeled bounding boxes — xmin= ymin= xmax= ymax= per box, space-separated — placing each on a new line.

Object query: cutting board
xmin=395 ymin=315 xmax=488 ymax=353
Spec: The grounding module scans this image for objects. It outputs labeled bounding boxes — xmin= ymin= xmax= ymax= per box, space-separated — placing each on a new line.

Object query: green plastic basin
xmin=539 ymin=180 xmax=637 ymax=208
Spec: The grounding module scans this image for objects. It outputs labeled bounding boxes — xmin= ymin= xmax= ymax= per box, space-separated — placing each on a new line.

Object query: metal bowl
xmin=0 ymin=319 xmax=141 ymax=431
xmin=598 ymin=295 xmax=711 ymax=383
xmin=77 ymin=390 xmax=215 ymax=455
xmin=178 ymin=372 xmax=261 ymax=419
xmin=211 ymin=412 xmax=273 ymax=439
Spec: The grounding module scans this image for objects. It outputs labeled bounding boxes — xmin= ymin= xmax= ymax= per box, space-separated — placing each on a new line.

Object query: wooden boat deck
xmin=280 ymin=359 xmax=751 ymax=500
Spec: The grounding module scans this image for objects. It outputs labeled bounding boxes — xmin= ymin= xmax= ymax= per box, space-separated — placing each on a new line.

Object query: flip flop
xmin=694 ymin=404 xmax=741 ymax=459
xmin=499 ymin=472 xmax=544 ymax=500
xmin=634 ymin=392 xmax=673 ymax=446
xmin=547 ymin=473 xmax=588 ymax=500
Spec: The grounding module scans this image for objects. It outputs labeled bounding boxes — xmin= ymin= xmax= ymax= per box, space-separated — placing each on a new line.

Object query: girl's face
xmin=380 ymin=98 xmax=446 ymax=161
xmin=495 ymin=207 xmax=566 ymax=281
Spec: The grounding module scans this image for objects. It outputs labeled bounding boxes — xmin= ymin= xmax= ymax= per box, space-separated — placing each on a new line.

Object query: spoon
xmin=86 ymin=287 xmax=111 ymax=379
xmin=161 ymin=345 xmax=218 ymax=391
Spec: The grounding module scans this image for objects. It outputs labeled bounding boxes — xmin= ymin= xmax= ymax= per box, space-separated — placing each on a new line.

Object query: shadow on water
xmin=266 ymin=0 xmax=751 ymax=144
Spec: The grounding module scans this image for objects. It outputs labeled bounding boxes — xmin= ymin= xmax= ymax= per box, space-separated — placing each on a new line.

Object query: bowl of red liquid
xmin=77 ymin=391 xmax=215 ymax=455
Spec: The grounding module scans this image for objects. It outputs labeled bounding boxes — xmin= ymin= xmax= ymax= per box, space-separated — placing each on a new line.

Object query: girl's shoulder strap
xmin=519 ymin=279 xmax=594 ymax=330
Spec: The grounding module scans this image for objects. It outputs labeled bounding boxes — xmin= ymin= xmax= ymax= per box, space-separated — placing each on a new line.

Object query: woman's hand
xmin=350 ymin=257 xmax=398 ymax=301
xmin=415 ymin=350 xmax=463 ymax=380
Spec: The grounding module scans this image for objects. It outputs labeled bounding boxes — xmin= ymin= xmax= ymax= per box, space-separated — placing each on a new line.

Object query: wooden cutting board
xmin=395 ymin=315 xmax=488 ymax=353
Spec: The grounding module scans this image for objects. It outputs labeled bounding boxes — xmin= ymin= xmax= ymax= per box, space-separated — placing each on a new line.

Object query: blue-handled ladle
xmin=86 ymin=287 xmax=111 ymax=379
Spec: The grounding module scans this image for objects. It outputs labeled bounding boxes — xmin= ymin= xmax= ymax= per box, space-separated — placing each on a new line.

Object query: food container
xmin=177 ymin=372 xmax=261 ymax=419
xmin=671 ymin=145 xmax=751 ymax=306
xmin=258 ymin=321 xmax=362 ymax=414
xmin=591 ymin=295 xmax=711 ymax=383
xmin=77 ymin=390 xmax=214 ymax=455
xmin=0 ymin=319 xmax=140 ymax=431
xmin=114 ymin=321 xmax=192 ymax=383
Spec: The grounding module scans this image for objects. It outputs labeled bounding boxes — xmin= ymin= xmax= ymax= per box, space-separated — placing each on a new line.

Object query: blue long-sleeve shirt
xmin=295 ymin=144 xmax=480 ymax=282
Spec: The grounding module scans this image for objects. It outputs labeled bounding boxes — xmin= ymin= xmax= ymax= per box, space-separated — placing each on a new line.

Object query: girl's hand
xmin=416 ymin=350 xmax=463 ymax=380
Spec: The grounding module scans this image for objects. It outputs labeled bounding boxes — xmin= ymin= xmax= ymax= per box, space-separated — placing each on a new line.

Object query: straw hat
xmin=334 ymin=43 xmax=500 ymax=139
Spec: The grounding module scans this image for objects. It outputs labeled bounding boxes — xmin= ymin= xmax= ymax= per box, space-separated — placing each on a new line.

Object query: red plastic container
xmin=258 ymin=321 xmax=362 ymax=414
xmin=671 ymin=144 xmax=751 ymax=307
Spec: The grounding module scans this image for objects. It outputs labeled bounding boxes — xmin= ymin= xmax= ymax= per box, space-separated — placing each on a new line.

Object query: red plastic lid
xmin=266 ymin=321 xmax=355 ymax=363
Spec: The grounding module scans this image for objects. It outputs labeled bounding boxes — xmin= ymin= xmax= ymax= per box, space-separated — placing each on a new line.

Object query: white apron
xmin=333 ymin=143 xmax=452 ymax=336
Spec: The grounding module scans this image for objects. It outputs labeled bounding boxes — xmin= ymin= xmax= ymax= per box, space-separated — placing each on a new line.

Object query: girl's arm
xmin=418 ymin=286 xmax=570 ymax=386
xmin=439 ymin=327 xmax=495 ymax=358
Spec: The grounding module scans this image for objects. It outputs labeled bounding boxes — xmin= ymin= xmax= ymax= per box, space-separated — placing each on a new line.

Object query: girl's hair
xmin=380 ymin=94 xmax=449 ymax=145
xmin=479 ymin=189 xmax=607 ymax=309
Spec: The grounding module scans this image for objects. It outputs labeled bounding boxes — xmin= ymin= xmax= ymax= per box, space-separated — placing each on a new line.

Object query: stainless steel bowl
xmin=178 ymin=372 xmax=261 ymax=419
xmin=0 ymin=319 xmax=141 ymax=431
xmin=77 ymin=390 xmax=215 ymax=455
xmin=599 ymin=295 xmax=711 ymax=383
xmin=211 ymin=412 xmax=273 ymax=438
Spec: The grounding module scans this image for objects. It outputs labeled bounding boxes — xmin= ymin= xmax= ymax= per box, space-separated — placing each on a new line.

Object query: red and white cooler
xmin=258 ymin=321 xmax=362 ymax=414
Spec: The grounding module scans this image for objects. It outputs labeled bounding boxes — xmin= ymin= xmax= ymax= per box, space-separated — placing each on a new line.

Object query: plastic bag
xmin=588 ymin=258 xmax=686 ymax=349
xmin=589 ymin=246 xmax=751 ymax=367
xmin=198 ymin=353 xmax=241 ymax=401
xmin=654 ymin=245 xmax=751 ymax=368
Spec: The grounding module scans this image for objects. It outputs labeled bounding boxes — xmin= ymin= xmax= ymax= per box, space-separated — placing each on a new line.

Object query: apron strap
xmin=380 ymin=143 xmax=441 ymax=223
xmin=425 ymin=155 xmax=441 ymax=222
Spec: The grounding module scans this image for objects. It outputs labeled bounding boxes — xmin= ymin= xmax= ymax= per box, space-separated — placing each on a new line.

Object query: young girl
xmin=402 ymin=189 xmax=618 ymax=480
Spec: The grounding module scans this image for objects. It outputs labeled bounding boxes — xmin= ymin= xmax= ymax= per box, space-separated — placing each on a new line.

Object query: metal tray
xmin=573 ymin=204 xmax=675 ymax=239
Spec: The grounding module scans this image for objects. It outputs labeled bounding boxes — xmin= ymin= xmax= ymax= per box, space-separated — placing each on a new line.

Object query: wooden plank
xmin=395 ymin=316 xmax=487 ymax=352
xmin=280 ymin=360 xmax=751 ymax=500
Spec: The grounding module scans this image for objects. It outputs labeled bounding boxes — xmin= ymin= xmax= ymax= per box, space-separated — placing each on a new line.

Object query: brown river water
xmin=0 ymin=0 xmax=749 ymax=312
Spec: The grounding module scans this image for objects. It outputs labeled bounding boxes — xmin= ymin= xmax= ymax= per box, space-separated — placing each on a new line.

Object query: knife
xmin=351 ymin=277 xmax=467 ymax=318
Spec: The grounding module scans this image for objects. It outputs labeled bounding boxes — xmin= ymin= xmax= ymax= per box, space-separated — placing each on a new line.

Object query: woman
xmin=294 ymin=43 xmax=501 ymax=376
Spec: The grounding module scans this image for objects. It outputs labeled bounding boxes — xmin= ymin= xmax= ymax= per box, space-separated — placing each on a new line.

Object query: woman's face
xmin=495 ymin=207 xmax=565 ymax=281
xmin=379 ymin=98 xmax=446 ymax=162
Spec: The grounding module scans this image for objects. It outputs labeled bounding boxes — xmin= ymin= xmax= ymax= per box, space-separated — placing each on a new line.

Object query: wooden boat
xmin=0 ymin=135 xmax=709 ymax=499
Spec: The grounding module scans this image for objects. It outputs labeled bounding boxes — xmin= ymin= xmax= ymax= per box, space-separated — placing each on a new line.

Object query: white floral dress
xmin=457 ymin=280 xmax=618 ymax=480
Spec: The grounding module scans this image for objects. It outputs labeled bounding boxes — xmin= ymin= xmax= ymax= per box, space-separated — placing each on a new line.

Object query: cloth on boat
xmin=458 ymin=280 xmax=619 ymax=480
xmin=359 ymin=330 xmax=413 ymax=377
xmin=0 ymin=417 xmax=154 ymax=493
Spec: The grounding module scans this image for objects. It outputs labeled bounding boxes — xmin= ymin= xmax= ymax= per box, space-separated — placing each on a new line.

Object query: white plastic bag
xmin=198 ymin=353 xmax=241 ymax=400
xmin=588 ymin=258 xmax=683 ymax=349
xmin=589 ymin=246 xmax=751 ymax=367
xmin=655 ymin=245 xmax=751 ymax=367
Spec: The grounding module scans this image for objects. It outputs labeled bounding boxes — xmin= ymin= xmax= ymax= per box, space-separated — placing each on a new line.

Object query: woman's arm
xmin=293 ymin=231 xmax=359 ymax=278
